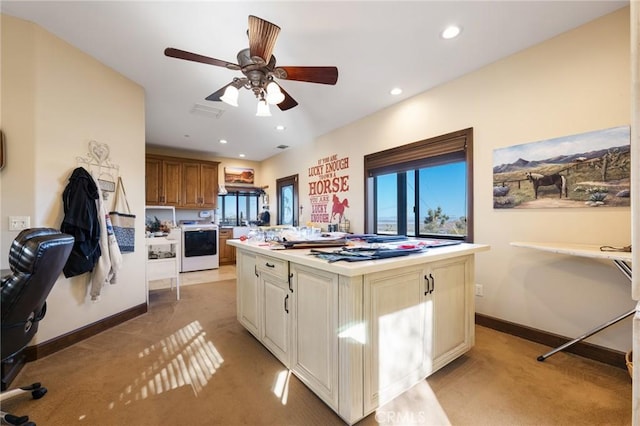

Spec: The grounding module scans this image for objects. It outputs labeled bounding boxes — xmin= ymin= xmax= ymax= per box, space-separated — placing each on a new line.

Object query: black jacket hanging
xmin=61 ymin=167 xmax=101 ymax=277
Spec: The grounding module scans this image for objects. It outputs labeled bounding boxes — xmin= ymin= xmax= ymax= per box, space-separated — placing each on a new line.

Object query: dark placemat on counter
xmin=309 ymin=246 xmax=426 ymax=263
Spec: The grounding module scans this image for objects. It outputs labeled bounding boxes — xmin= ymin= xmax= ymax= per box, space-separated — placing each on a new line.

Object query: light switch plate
xmin=9 ymin=216 xmax=30 ymax=231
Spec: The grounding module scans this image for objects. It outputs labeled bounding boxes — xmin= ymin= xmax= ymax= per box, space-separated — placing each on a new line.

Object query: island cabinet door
xmin=236 ymin=250 xmax=260 ymax=338
xmin=261 ymin=271 xmax=291 ymax=366
xmin=290 ymin=264 xmax=339 ymax=410
xmin=429 ymin=255 xmax=474 ymax=372
xmin=363 ymin=265 xmax=431 ymax=413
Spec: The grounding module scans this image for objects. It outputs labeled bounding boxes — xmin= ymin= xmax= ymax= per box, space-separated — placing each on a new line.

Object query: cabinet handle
xmin=424 ymin=275 xmax=429 ymax=296
xmin=288 ymin=273 xmax=293 ymax=293
xmin=429 ymin=273 xmax=435 ymax=294
xmin=265 ymin=262 xmax=275 ymax=268
xmin=254 ymin=265 xmax=259 ymax=277
xmin=284 ymin=294 xmax=289 ymax=313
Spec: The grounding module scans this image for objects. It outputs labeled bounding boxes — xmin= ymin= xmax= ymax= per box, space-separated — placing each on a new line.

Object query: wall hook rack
xmin=76 ymin=140 xmax=120 ymax=200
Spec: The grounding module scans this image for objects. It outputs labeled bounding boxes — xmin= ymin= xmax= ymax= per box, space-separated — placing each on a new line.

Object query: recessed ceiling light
xmin=275 ymin=125 xmax=286 ymax=131
xmin=239 ymin=153 xmax=246 ymax=158
xmin=390 ymin=88 xmax=403 ymax=96
xmin=219 ymin=139 xmax=228 ymax=144
xmin=441 ymin=25 xmax=462 ymax=40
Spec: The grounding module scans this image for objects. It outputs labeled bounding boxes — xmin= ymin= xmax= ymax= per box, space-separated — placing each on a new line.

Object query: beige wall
xmin=263 ymin=8 xmax=633 ymax=351
xmin=1 ymin=15 xmax=147 ymax=343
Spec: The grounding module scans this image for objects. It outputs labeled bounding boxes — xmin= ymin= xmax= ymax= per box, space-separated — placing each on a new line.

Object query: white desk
xmin=511 ymin=241 xmax=632 ymax=361
xmin=146 ymin=237 xmax=181 ymax=300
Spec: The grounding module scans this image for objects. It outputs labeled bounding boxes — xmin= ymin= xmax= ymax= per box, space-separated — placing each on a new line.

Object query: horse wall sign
xmin=492 ymin=125 xmax=630 ymax=209
xmin=308 ymin=153 xmax=351 ymax=224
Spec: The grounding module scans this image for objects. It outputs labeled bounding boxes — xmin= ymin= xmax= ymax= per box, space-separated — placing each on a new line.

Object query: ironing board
xmin=511 ymin=241 xmax=632 ymax=361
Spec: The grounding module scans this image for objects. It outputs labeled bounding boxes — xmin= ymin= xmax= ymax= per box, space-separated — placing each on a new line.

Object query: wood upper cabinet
xmin=200 ymin=162 xmax=218 ymax=206
xmin=163 ymin=159 xmax=183 ymax=205
xmin=145 ymin=154 xmax=218 ymax=209
xmin=182 ymin=161 xmax=219 ymax=209
xmin=145 ymin=157 xmax=163 ymax=205
xmin=182 ymin=161 xmax=202 ymax=208
xmin=145 ymin=156 xmax=182 ymax=206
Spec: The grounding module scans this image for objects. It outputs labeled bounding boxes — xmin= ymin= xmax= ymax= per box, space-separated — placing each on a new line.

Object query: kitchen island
xmin=228 ymin=239 xmax=489 ymax=424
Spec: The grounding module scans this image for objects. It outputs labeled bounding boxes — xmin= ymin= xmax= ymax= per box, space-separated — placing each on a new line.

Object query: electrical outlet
xmin=9 ymin=216 xmax=30 ymax=231
xmin=475 ymin=284 xmax=484 ymax=297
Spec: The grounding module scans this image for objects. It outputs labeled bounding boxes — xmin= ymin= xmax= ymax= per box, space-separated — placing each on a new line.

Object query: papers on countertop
xmin=307 ymin=238 xmax=462 ymax=262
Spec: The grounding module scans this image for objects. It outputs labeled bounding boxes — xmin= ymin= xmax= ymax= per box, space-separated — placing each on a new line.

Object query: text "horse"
xmin=526 ymin=172 xmax=567 ymax=199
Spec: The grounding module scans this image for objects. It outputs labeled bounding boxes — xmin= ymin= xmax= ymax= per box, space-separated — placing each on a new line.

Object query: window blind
xmin=365 ymin=128 xmax=471 ymax=177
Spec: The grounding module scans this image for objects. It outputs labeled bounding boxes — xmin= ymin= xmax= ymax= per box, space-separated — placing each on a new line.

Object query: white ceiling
xmin=1 ymin=1 xmax=628 ymax=161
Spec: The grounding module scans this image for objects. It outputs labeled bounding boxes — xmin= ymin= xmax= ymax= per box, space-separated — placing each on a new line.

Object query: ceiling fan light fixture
xmin=256 ymin=99 xmax=272 ymax=117
xmin=220 ymin=85 xmax=239 ymax=107
xmin=166 ymin=15 xmax=337 ymax=115
xmin=266 ymin=82 xmax=285 ymax=105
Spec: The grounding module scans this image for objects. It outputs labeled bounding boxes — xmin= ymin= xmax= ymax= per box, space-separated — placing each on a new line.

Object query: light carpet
xmin=2 ymin=279 xmax=631 ymax=425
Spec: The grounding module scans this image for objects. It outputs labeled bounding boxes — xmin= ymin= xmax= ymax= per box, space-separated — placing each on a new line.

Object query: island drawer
xmin=256 ymin=254 xmax=288 ymax=279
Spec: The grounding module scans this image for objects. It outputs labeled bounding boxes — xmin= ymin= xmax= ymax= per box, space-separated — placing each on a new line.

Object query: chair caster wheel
xmin=3 ymin=413 xmax=33 ymax=425
xmin=19 ymin=383 xmax=46 ymax=400
xmin=31 ymin=387 xmax=47 ymax=400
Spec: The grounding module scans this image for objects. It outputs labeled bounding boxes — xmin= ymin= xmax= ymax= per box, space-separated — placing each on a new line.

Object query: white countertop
xmin=511 ymin=241 xmax=632 ymax=262
xmin=228 ymin=239 xmax=490 ymax=277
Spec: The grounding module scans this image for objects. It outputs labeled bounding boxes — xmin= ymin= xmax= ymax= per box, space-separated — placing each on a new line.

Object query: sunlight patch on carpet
xmin=273 ymin=369 xmax=292 ymax=405
xmin=108 ymin=320 xmax=223 ymax=410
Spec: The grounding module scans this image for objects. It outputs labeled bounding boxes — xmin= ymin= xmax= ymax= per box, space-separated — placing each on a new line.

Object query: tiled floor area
xmin=148 ymin=264 xmax=236 ymax=291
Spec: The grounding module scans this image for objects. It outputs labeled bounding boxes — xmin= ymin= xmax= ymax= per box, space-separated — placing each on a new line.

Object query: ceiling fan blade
xmin=165 ymin=47 xmax=240 ymax=70
xmin=205 ymin=83 xmax=232 ymax=102
xmin=276 ymin=66 xmax=338 ymax=85
xmin=276 ymin=85 xmax=299 ymax=111
xmin=248 ymin=15 xmax=281 ymax=65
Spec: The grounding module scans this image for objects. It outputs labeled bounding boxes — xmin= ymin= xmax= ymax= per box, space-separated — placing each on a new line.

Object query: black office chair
xmin=1 ymin=228 xmax=74 ymax=426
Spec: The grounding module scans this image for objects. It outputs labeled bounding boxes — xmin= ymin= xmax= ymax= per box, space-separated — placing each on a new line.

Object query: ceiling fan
xmin=164 ymin=15 xmax=338 ymax=115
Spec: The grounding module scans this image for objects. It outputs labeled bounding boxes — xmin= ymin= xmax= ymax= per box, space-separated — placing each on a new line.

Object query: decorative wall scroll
xmin=492 ymin=126 xmax=630 ymax=209
xmin=76 ymin=140 xmax=120 ymax=200
xmin=307 ymin=153 xmax=351 ymax=225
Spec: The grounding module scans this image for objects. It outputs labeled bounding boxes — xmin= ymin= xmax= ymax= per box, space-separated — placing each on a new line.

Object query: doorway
xmin=276 ymin=174 xmax=298 ymax=226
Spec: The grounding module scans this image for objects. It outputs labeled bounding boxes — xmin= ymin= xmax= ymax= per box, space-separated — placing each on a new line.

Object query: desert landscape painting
xmin=493 ymin=126 xmax=630 ymax=209
xmin=224 ymin=167 xmax=255 ymax=184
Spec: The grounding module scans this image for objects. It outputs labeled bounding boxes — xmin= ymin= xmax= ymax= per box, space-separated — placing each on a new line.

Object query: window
xmin=365 ymin=128 xmax=473 ymax=242
xmin=217 ymin=192 xmax=261 ymax=226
